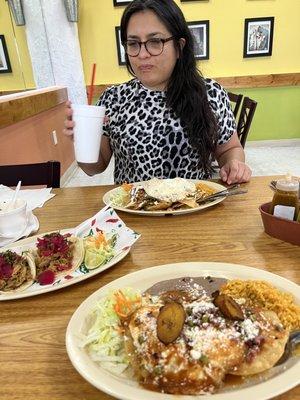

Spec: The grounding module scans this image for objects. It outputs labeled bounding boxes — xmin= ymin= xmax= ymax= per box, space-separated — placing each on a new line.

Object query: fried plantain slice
xmin=157 ymin=302 xmax=186 ymax=344
xmin=214 ymin=294 xmax=244 ymax=320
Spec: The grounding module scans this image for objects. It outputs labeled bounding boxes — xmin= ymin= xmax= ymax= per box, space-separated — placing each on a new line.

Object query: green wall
xmin=230 ymin=86 xmax=300 ymax=141
xmin=93 ymin=86 xmax=300 ymax=142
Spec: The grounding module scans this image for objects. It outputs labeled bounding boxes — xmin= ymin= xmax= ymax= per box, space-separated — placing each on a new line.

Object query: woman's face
xmin=126 ymin=10 xmax=179 ymax=91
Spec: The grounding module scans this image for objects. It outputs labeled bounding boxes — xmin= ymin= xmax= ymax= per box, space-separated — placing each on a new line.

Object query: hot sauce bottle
xmin=270 ymin=175 xmax=299 ymax=221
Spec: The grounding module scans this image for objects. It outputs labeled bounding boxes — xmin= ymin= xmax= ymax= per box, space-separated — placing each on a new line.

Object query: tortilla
xmin=0 ymin=251 xmax=36 ymax=293
xmin=230 ymin=310 xmax=289 ymax=375
xmin=135 ymin=277 xmax=290 ymax=393
xmin=32 ymin=233 xmax=84 ymax=280
xmin=122 ymin=178 xmax=218 ymax=211
xmin=67 ymin=236 xmax=85 ymax=275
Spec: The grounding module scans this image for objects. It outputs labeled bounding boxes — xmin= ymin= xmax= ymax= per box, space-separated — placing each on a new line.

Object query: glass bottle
xmin=270 ymin=177 xmax=299 ymax=221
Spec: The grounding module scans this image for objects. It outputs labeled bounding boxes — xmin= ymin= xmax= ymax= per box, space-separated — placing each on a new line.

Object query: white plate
xmin=0 ymin=230 xmax=131 ymax=301
xmin=0 ymin=207 xmax=140 ymax=300
xmin=103 ymin=180 xmax=227 ymax=216
xmin=66 ymin=262 xmax=300 ymax=400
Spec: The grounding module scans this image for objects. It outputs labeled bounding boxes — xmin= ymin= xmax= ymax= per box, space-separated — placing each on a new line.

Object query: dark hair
xmin=120 ymin=0 xmax=218 ymax=176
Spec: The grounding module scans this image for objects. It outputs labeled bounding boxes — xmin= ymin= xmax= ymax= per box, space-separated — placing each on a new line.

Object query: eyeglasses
xmin=123 ymin=36 xmax=175 ymax=57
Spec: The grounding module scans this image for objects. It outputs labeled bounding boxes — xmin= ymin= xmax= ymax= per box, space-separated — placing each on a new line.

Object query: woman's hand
xmin=63 ymin=100 xmax=75 ymax=137
xmin=63 ymin=101 xmax=109 ymax=137
xmin=215 ymin=132 xmax=252 ymax=185
xmin=62 ymin=100 xmax=113 ymax=176
xmin=219 ymin=159 xmax=252 ymax=184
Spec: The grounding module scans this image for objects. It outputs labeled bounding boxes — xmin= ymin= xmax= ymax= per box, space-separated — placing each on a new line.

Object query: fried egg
xmin=143 ymin=178 xmax=196 ymax=203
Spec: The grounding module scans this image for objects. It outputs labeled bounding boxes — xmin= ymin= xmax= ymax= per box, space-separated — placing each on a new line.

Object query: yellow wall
xmin=0 ymin=0 xmax=299 ymax=90
xmin=78 ymin=0 xmax=300 ymax=85
xmin=0 ymin=0 xmax=34 ymax=91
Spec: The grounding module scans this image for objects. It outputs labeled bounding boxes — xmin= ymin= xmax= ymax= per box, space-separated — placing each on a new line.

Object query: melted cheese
xmin=143 ymin=178 xmax=196 ymax=202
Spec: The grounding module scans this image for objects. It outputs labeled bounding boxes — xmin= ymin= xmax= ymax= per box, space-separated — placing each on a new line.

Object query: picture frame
xmin=187 ymin=20 xmax=209 ymax=60
xmin=113 ymin=0 xmax=132 ymax=6
xmin=243 ymin=17 xmax=274 ymax=58
xmin=0 ymin=35 xmax=12 ymax=73
xmin=115 ymin=27 xmax=126 ymax=66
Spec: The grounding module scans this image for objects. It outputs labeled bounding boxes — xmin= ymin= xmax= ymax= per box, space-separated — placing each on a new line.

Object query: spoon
xmin=275 ymin=330 xmax=300 ymax=366
xmin=6 ymin=180 xmax=22 ymax=211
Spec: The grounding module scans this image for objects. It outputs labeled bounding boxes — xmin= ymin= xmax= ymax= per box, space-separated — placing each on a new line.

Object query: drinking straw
xmin=7 ymin=180 xmax=22 ymax=211
xmin=88 ymin=63 xmax=97 ymax=105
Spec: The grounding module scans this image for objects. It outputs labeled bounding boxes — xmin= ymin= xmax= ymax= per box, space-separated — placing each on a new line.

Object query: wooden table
xmin=1 ymin=176 xmax=299 ymax=400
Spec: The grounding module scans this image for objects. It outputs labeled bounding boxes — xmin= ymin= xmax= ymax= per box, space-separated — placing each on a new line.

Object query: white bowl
xmin=0 ymin=199 xmax=27 ymax=238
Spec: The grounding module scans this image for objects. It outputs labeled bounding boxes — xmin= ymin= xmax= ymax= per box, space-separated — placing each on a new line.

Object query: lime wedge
xmin=84 ymin=250 xmax=106 ymax=270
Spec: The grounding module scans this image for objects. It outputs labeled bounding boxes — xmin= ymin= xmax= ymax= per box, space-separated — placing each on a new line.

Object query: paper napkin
xmin=0 ymin=185 xmax=55 ymax=211
xmin=72 ymin=205 xmax=140 ymax=253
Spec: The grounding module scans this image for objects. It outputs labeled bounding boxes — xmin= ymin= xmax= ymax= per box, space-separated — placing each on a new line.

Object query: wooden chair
xmin=0 ymin=161 xmax=61 ymax=188
xmin=228 ymin=92 xmax=243 ymax=118
xmin=236 ymin=97 xmax=258 ymax=148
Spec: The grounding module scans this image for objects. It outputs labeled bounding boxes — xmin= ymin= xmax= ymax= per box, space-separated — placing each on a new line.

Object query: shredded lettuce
xmin=110 ymin=187 xmax=128 ymax=207
xmin=81 ymin=288 xmax=141 ymax=374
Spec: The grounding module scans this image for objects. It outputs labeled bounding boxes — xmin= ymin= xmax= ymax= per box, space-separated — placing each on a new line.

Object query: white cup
xmin=0 ymin=199 xmax=27 ymax=238
xmin=72 ymin=104 xmax=106 ymax=163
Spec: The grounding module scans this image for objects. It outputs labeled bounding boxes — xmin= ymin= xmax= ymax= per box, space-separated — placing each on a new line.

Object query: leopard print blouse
xmin=97 ymin=78 xmax=236 ymax=184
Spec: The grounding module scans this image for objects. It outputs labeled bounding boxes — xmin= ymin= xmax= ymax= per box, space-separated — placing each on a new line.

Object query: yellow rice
xmin=221 ymin=279 xmax=300 ymax=331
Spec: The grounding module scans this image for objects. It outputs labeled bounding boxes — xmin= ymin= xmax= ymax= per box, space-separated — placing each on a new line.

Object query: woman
xmin=64 ymin=0 xmax=251 ymax=185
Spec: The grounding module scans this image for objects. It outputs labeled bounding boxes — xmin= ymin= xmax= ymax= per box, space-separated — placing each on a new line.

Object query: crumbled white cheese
xmin=240 ymin=318 xmax=259 ymax=340
xmin=190 ymin=300 xmax=216 ymax=314
xmin=143 ymin=178 xmax=196 ymax=202
xmin=190 ymin=349 xmax=202 ymax=360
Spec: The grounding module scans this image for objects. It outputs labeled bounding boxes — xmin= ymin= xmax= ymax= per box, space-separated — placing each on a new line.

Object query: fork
xmin=196 ymin=186 xmax=248 ymax=205
xmin=195 ymin=184 xmax=239 ymax=201
xmin=269 ymin=180 xmax=277 ymax=191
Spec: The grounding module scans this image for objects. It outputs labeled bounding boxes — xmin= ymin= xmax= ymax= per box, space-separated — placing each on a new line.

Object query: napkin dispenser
xmin=259 ymin=202 xmax=300 ymax=246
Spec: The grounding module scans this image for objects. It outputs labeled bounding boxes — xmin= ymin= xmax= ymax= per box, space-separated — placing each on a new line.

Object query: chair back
xmin=228 ymin=92 xmax=243 ymax=118
xmin=236 ymin=97 xmax=258 ymax=148
xmin=0 ymin=161 xmax=61 ymax=188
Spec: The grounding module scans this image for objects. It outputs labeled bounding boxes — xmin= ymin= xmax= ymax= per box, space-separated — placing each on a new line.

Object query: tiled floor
xmin=63 ymin=142 xmax=300 ymax=187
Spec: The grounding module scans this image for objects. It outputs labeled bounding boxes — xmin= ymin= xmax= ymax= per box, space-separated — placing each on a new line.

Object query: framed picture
xmin=0 ymin=35 xmax=12 ymax=73
xmin=188 ymin=21 xmax=209 ymax=60
xmin=115 ymin=27 xmax=126 ymax=66
xmin=243 ymin=17 xmax=274 ymax=58
xmin=113 ymin=0 xmax=132 ymax=6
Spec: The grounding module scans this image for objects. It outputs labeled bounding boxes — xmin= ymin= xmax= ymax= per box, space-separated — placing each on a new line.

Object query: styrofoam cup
xmin=72 ymin=105 xmax=106 ymax=163
xmin=0 ymin=199 xmax=27 ymax=238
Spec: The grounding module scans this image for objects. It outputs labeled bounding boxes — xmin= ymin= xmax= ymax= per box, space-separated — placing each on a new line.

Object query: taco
xmin=32 ymin=232 xmax=84 ymax=285
xmin=0 ymin=250 xmax=36 ymax=293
